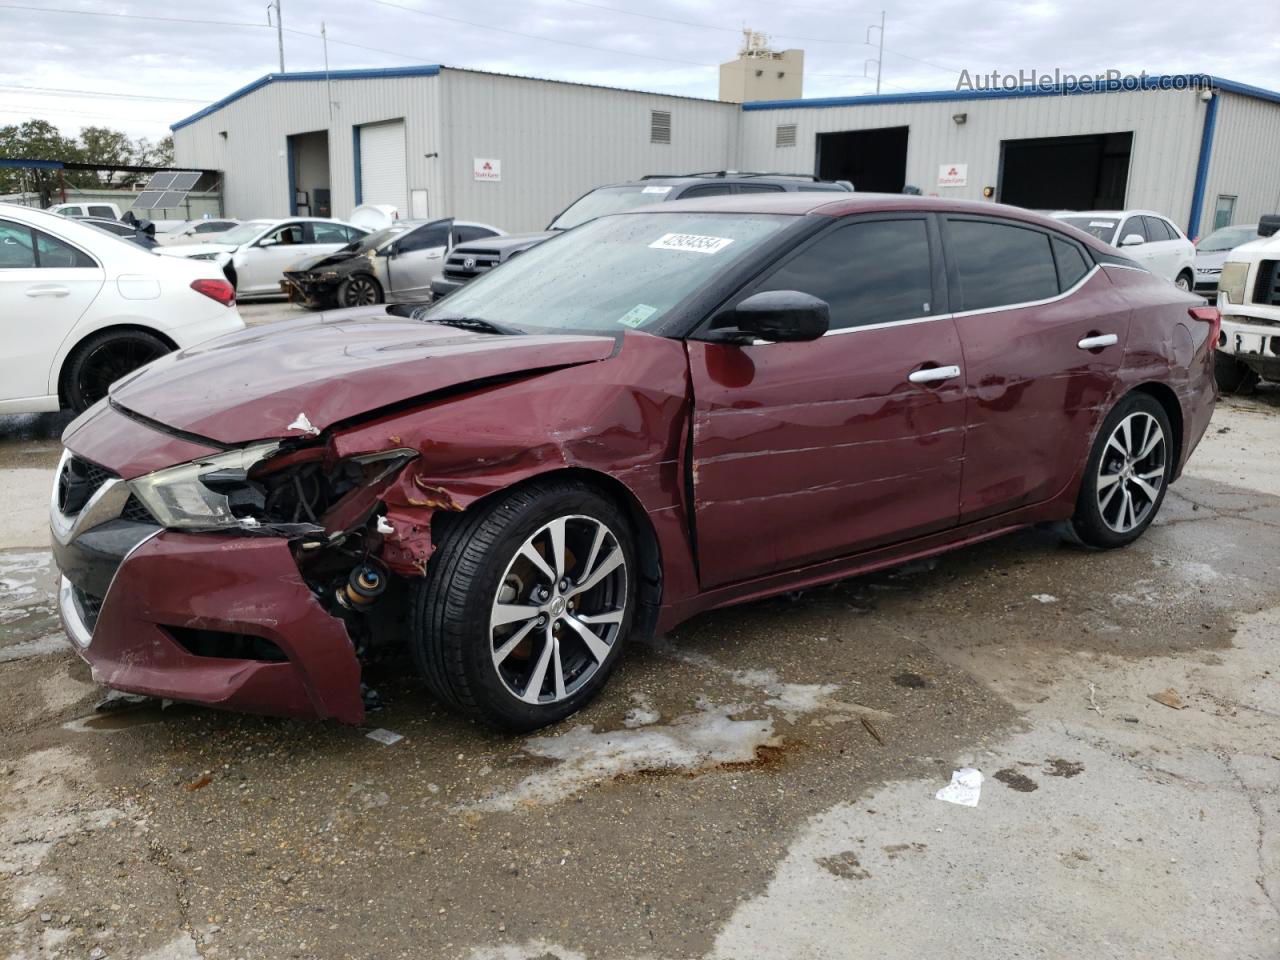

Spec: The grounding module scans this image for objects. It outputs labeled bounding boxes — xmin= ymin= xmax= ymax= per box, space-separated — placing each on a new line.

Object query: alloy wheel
xmin=76 ymin=337 xmax=167 ymax=408
xmin=489 ymin=514 xmax=628 ymax=705
xmin=1175 ymin=275 xmax=1191 ymax=291
xmin=1096 ymin=411 xmax=1166 ymax=533
xmin=344 ymin=277 xmax=380 ymax=306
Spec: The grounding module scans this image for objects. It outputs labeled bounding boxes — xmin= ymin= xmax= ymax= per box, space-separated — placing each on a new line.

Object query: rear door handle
xmin=1077 ymin=333 xmax=1118 ymax=350
xmin=25 ymin=284 xmax=69 ymax=298
xmin=908 ymin=364 xmax=961 ymax=384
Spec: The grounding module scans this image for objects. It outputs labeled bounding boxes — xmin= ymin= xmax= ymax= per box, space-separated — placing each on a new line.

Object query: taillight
xmin=1188 ymin=306 xmax=1221 ymax=346
xmin=191 ymin=278 xmax=235 ymax=306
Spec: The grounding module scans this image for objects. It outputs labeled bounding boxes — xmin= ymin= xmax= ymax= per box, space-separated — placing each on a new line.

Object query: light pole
xmin=866 ymin=10 xmax=884 ymax=94
xmin=267 ymin=0 xmax=285 ymax=73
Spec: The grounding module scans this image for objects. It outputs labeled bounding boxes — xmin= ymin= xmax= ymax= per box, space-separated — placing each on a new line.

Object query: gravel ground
xmin=1 ymin=369 xmax=1278 ymax=960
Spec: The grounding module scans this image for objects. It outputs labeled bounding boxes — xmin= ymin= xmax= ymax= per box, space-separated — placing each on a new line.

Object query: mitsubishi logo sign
xmin=473 ymin=158 xmax=502 ymax=182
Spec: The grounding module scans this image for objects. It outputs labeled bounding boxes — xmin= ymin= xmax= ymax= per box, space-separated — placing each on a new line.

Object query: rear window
xmin=1058 ymin=217 xmax=1118 ymax=242
xmin=549 ymin=185 xmax=671 ymax=230
xmin=948 ymin=219 xmax=1059 ymax=311
xmin=87 ymin=205 xmax=116 ymax=219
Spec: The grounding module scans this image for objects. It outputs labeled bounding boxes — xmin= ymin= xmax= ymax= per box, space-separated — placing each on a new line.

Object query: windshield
xmin=1058 ymin=216 xmax=1119 ymax=242
xmin=548 ymin=185 xmax=675 ymax=230
xmin=420 ymin=211 xmax=793 ymax=335
xmin=216 ymin=220 xmax=275 ymax=245
xmin=342 ymin=223 xmax=412 ymax=254
xmin=1198 ymin=224 xmax=1257 ymax=252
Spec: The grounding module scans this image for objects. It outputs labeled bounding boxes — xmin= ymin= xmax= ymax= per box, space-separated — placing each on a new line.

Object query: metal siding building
xmin=173 ymin=69 xmax=1280 ymax=238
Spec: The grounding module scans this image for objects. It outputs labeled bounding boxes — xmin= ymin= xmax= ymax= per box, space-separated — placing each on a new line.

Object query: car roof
xmin=599 ymin=174 xmax=848 ymax=190
xmin=634 ymin=192 xmax=1120 ymax=253
xmin=1053 ymin=210 xmax=1171 ymax=220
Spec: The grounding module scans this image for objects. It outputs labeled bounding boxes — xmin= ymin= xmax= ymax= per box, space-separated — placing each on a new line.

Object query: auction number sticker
xmin=618 ymin=304 xmax=658 ymax=328
xmin=649 ymin=233 xmax=735 ymax=254
xmin=641 ymin=185 xmax=673 ymax=194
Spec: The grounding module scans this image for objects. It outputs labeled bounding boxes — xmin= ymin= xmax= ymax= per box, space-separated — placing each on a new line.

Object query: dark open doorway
xmin=815 ymin=126 xmax=909 ymax=192
xmin=287 ymin=130 xmax=331 ymax=217
xmin=999 ymin=131 xmax=1132 ymax=211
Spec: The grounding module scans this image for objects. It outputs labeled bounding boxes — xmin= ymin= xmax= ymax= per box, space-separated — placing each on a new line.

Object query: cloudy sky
xmin=2 ymin=0 xmax=1278 ymax=142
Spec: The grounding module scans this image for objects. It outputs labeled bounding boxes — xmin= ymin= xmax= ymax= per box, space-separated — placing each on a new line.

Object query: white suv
xmin=1214 ymin=218 xmax=1280 ymax=391
xmin=1053 ymin=210 xmax=1196 ymax=290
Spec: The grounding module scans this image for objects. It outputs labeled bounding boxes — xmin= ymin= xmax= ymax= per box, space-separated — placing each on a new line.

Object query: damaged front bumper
xmin=280 ymin=271 xmax=340 ymax=307
xmin=48 ymin=412 xmax=422 ymax=725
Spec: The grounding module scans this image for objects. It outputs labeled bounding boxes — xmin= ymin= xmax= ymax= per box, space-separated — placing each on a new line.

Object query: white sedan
xmin=158 ymin=217 xmax=369 ymax=298
xmin=0 ymin=203 xmax=244 ymax=414
xmin=153 ymin=218 xmax=241 ymax=246
xmin=1052 ymin=209 xmax=1196 ymax=290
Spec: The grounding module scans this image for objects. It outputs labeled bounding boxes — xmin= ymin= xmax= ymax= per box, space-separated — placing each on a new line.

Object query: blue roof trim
xmin=171 ymin=64 xmax=441 ymax=131
xmin=743 ymin=74 xmax=1280 ymax=111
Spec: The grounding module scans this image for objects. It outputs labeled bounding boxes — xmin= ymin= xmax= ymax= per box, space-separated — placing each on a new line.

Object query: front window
xmin=420 ymin=212 xmax=794 ymax=335
xmin=217 ymin=220 xmax=275 ymax=245
xmin=1058 ymin=216 xmax=1118 ymax=243
xmin=548 ymin=185 xmax=674 ymax=230
xmin=344 ymin=224 xmax=411 ymax=254
xmin=1198 ymin=224 xmax=1257 ymax=253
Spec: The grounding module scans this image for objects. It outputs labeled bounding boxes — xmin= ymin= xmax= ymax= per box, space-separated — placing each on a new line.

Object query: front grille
xmin=1252 ymin=260 xmax=1280 ymax=306
xmin=57 ymin=455 xmax=116 ymax=515
xmin=72 ymin=585 xmax=105 ymax=633
xmin=121 ymin=495 xmax=157 ymax=525
xmin=443 ymin=248 xmax=502 ymax=280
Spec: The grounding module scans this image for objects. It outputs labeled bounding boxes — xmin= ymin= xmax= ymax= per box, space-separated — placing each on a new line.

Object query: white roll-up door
xmin=359 ymin=120 xmax=407 ymax=215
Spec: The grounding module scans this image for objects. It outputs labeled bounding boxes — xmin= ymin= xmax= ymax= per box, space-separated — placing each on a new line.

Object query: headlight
xmin=129 ymin=445 xmax=418 ymax=532
xmin=129 ymin=443 xmax=280 ymax=530
xmin=189 ymin=252 xmax=222 ymax=261
xmin=1219 ymin=261 xmax=1249 ymax=305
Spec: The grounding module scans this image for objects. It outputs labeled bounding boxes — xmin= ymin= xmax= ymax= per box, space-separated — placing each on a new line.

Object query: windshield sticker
xmin=649 ymin=233 xmax=735 ymax=255
xmin=641 ymin=185 xmax=673 ymax=194
xmin=1089 ymin=220 xmax=1115 ymax=228
xmin=618 ymin=304 xmax=658 ymax=328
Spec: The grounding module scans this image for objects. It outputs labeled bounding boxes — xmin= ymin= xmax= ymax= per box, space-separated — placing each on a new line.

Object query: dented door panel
xmin=686 ymin=319 xmax=966 ymax=589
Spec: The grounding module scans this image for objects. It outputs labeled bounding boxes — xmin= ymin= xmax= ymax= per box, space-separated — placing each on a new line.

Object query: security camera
xmin=1200 ymin=89 xmax=1214 ymax=102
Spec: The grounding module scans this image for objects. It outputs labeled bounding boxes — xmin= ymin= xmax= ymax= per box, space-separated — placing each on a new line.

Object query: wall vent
xmin=650 ymin=110 xmax=672 ymax=144
xmin=776 ymin=123 xmax=797 ymax=148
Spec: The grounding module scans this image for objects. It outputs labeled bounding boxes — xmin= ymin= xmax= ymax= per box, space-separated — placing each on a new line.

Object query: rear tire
xmin=338 ymin=274 xmax=383 ymax=307
xmin=1214 ymin=351 xmax=1259 ymax=394
xmin=1069 ymin=392 xmax=1173 ymax=549
xmin=411 ymin=479 xmax=637 ymax=732
xmin=63 ymin=329 xmax=171 ymax=413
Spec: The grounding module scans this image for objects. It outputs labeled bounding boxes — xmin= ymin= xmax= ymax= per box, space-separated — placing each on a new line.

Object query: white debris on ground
xmin=461 ymin=701 xmax=777 ymax=813
xmin=0 ymin=634 xmax=69 ymax=663
xmin=1031 ymin=594 xmax=1058 ymax=604
xmin=934 ymin=767 xmax=984 ymax=807
xmin=731 ymin=668 xmax=840 ymax=718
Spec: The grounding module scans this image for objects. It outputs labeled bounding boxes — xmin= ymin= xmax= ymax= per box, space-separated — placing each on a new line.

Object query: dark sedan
xmin=52 ymin=193 xmax=1216 ymax=731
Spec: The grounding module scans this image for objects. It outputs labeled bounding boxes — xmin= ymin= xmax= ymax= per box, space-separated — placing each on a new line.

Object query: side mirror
xmin=1120 ymin=233 xmax=1145 ymax=247
xmin=257 ymin=236 xmax=280 ymax=248
xmin=704 ymin=290 xmax=830 ymax=344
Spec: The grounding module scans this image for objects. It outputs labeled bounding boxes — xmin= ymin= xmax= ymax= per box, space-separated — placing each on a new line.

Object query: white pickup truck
xmin=1215 ymin=216 xmax=1280 ymax=392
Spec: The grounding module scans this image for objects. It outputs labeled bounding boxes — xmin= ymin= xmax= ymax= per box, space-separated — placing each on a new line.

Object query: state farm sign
xmin=474 ymin=158 xmax=502 ymax=182
xmin=937 ymin=163 xmax=968 ymax=188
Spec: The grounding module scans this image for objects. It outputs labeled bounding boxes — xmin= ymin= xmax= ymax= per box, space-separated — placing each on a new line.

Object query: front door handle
xmin=1077 ymin=333 xmax=1118 ymax=350
xmin=25 ymin=284 xmax=69 ymax=298
xmin=908 ymin=364 xmax=961 ymax=384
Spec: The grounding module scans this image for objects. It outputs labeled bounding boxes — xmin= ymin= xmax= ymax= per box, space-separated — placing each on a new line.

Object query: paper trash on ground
xmin=366 ymin=728 xmax=404 ymax=746
xmin=935 ymin=767 xmax=984 ymax=806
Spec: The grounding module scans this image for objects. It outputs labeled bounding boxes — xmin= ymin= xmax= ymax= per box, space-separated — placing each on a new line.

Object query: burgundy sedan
xmin=51 ymin=194 xmax=1217 ymax=731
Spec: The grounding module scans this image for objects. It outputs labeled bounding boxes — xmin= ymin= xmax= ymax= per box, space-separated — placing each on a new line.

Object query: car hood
xmin=456 ymin=232 xmax=555 ymax=256
xmin=108 ymin=308 xmax=617 ymax=446
xmin=284 ymin=249 xmax=364 ymax=274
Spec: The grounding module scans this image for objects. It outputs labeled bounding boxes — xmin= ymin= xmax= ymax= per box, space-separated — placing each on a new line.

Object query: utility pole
xmin=866 ymin=10 xmax=884 ymax=94
xmin=267 ymin=0 xmax=285 ymax=72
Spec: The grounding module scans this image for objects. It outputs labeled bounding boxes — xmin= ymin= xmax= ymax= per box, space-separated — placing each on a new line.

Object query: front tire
xmin=411 ymin=479 xmax=637 ymax=731
xmin=1069 ymin=392 xmax=1173 ymax=548
xmin=64 ymin=329 xmax=171 ymax=413
xmin=338 ymin=274 xmax=383 ymax=307
xmin=1174 ymin=270 xmax=1193 ymax=292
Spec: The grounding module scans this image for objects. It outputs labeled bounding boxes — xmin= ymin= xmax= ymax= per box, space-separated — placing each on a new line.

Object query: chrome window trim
xmin=808 ymin=262 xmax=1102 ymax=339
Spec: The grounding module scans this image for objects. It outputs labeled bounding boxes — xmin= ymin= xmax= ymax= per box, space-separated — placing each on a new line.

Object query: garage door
xmin=359 ymin=120 xmax=407 ymax=215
